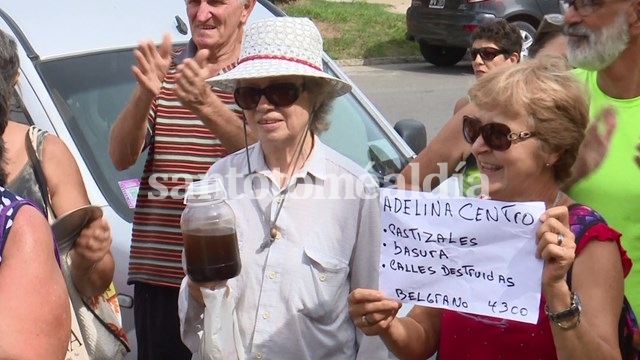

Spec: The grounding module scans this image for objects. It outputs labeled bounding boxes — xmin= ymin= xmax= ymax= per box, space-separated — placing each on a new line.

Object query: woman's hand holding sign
xmin=536 ymin=206 xmax=576 ymax=292
xmin=347 ymin=289 xmax=402 ymax=336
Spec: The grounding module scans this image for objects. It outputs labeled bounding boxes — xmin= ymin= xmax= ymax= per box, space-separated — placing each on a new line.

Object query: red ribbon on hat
xmin=238 ymin=54 xmax=322 ymax=71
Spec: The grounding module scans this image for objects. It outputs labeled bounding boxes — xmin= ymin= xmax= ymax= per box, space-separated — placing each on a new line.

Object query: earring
xmin=545 ymin=163 xmax=551 ymax=167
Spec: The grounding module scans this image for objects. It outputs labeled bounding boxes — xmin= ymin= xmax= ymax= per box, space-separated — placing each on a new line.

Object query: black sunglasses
xmin=234 ymin=82 xmax=304 ymax=110
xmin=462 ymin=115 xmax=537 ymax=151
xmin=469 ymin=47 xmax=509 ymax=61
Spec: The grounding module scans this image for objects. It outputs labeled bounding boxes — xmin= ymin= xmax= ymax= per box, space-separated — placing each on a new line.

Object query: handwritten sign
xmin=379 ymin=188 xmax=545 ymax=324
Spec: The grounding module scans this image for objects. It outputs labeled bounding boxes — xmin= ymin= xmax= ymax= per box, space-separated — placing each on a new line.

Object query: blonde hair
xmin=468 ymin=55 xmax=589 ymax=183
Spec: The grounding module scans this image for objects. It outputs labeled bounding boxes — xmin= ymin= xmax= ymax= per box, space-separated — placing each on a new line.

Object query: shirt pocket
xmin=296 ymin=247 xmax=350 ymax=324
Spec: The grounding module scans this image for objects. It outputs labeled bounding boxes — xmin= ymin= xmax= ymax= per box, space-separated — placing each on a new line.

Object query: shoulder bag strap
xmin=24 ymin=126 xmax=55 ymax=220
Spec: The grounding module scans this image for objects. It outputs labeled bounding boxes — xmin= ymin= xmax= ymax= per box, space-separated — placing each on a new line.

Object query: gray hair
xmin=0 ymin=81 xmax=7 ymax=183
xmin=0 ymin=29 xmax=17 ymax=138
xmin=0 ymin=75 xmax=9 ymax=124
xmin=0 ymin=29 xmax=17 ymax=182
xmin=304 ymin=77 xmax=335 ymax=134
xmin=0 ymin=88 xmax=6 ymax=183
xmin=0 ymin=29 xmax=19 ymax=86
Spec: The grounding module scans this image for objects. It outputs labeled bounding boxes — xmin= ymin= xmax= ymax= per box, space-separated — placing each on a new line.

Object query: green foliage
xmin=280 ymin=0 xmax=420 ymax=60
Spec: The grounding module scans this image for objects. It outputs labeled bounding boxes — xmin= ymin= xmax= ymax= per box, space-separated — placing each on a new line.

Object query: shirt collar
xmin=174 ymin=40 xmax=198 ymax=64
xmin=173 ymin=41 xmax=239 ymax=74
xmin=246 ymin=135 xmax=327 ymax=183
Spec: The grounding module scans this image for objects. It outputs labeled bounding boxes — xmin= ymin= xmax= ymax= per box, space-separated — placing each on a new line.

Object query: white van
xmin=1 ymin=0 xmax=420 ymax=356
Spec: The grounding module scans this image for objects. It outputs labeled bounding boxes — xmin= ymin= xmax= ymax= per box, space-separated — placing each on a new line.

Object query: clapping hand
xmin=174 ymin=49 xmax=220 ymax=111
xmin=132 ymin=33 xmax=173 ymax=97
xmin=536 ymin=206 xmax=576 ymax=289
xmin=571 ymin=107 xmax=617 ymax=183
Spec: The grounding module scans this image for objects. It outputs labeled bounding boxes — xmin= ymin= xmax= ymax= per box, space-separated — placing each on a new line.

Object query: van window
xmin=38 ymin=49 xmax=145 ymax=220
xmin=36 ymin=49 xmax=409 ymax=221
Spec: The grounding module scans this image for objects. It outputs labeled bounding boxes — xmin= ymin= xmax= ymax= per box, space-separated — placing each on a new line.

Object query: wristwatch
xmin=545 ymin=292 xmax=582 ymax=326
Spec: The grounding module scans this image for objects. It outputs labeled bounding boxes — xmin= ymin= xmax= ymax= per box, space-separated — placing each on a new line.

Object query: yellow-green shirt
xmin=568 ymin=68 xmax=640 ymax=311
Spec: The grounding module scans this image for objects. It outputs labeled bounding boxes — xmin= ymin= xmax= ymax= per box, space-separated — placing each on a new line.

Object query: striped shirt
xmin=128 ymin=46 xmax=243 ymax=287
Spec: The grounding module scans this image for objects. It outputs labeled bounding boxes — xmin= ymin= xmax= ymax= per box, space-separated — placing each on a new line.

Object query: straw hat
xmin=206 ymin=17 xmax=352 ymax=98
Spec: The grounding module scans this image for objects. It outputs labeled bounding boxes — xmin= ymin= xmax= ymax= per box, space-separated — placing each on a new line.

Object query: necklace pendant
xmin=270 ymin=226 xmax=279 ymax=240
xmin=257 ymin=227 xmax=279 ymax=253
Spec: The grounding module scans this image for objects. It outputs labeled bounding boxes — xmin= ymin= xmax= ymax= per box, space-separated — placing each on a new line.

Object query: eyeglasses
xmin=559 ymin=0 xmax=608 ymax=16
xmin=462 ymin=115 xmax=538 ymax=151
xmin=534 ymin=14 xmax=564 ymax=39
xmin=541 ymin=13 xmax=565 ymax=27
xmin=234 ymin=82 xmax=304 ymax=110
xmin=469 ymin=47 xmax=509 ymax=61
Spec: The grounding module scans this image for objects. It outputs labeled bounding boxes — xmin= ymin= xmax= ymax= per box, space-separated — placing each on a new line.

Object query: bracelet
xmin=555 ymin=312 xmax=582 ymax=330
xmin=545 ymin=292 xmax=582 ymax=330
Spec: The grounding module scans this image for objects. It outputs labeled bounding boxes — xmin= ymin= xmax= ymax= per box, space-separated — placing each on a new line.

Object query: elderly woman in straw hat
xmin=178 ymin=17 xmax=387 ymax=359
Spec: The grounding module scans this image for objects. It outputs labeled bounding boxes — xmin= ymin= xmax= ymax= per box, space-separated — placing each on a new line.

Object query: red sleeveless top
xmin=438 ymin=223 xmax=632 ymax=360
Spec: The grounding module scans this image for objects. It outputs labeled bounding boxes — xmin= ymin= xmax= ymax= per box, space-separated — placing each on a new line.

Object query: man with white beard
xmin=560 ymin=0 xmax=640 ymax=313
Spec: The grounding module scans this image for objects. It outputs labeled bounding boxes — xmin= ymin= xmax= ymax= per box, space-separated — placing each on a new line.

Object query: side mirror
xmin=394 ymin=119 xmax=427 ymax=154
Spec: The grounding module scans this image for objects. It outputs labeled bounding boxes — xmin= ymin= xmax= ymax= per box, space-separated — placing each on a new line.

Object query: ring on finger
xmin=361 ymin=314 xmax=372 ymax=327
xmin=556 ymin=233 xmax=564 ymax=247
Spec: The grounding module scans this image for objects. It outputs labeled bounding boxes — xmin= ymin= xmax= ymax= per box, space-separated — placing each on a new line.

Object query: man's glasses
xmin=559 ymin=0 xmax=608 ymax=17
xmin=469 ymin=47 xmax=509 ymax=61
xmin=462 ymin=115 xmax=538 ymax=151
xmin=234 ymin=82 xmax=304 ymax=110
xmin=542 ymin=13 xmax=565 ymax=27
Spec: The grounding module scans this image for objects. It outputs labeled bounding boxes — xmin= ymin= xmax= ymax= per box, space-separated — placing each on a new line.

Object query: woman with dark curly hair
xmin=453 ymin=19 xmax=523 ymax=114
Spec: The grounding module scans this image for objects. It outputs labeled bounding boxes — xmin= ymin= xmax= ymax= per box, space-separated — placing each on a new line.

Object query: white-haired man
xmin=561 ymin=0 xmax=640 ymax=312
xmin=108 ymin=0 xmax=256 ymax=358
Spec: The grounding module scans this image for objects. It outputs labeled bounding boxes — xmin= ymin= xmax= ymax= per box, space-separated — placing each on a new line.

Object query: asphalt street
xmin=343 ymin=61 xmax=475 ymax=145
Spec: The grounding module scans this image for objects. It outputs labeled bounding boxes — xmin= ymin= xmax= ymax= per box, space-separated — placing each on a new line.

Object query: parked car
xmin=406 ymin=0 xmax=562 ymax=66
xmin=1 ymin=0 xmax=422 ymax=357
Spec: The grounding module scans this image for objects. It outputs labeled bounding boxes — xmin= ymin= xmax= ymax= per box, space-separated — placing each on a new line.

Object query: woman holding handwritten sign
xmin=348 ymin=57 xmax=632 ymax=360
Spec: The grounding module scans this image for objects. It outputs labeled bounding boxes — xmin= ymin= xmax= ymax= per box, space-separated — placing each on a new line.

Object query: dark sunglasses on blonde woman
xmin=469 ymin=47 xmax=510 ymax=61
xmin=234 ymin=82 xmax=304 ymax=110
xmin=462 ymin=115 xmax=538 ymax=151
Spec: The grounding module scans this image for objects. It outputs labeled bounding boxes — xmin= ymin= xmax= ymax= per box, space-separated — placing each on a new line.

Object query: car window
xmin=319 ymin=67 xmax=408 ymax=183
xmin=37 ymin=49 xmax=146 ymax=221
xmin=36 ymin=49 xmax=410 ymax=221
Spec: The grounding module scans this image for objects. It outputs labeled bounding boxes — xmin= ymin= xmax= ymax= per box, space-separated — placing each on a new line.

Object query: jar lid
xmin=184 ymin=178 xmax=227 ymax=204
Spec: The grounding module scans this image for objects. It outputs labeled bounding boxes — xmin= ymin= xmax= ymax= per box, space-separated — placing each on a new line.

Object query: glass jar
xmin=181 ymin=178 xmax=241 ymax=282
